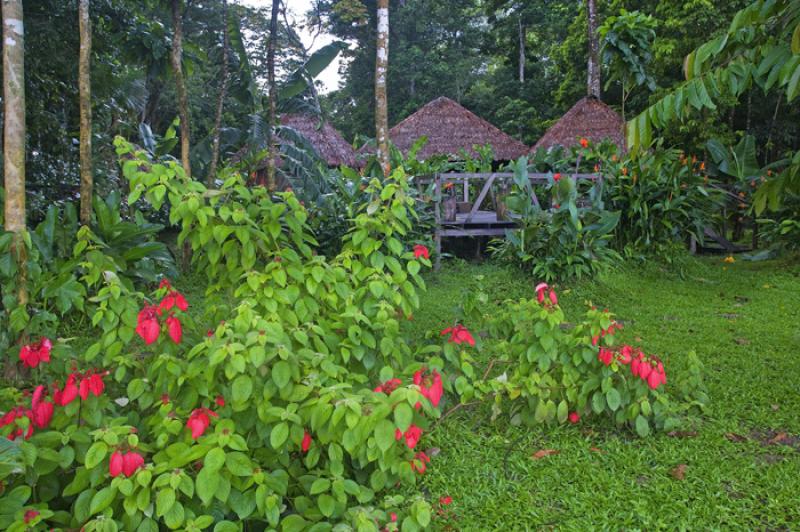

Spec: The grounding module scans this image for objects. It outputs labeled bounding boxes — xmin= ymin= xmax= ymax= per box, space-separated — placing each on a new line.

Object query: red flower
xmin=54 ymin=374 xmax=79 ymax=406
xmin=187 ymin=408 xmax=217 ymax=439
xmin=390 ymin=513 xmax=398 ymax=522
xmin=618 ymin=345 xmax=633 ymax=365
xmin=19 ymin=338 xmax=52 ymax=368
xmin=23 ymin=509 xmax=39 ymax=524
xmin=549 ymin=289 xmax=558 ymax=306
xmin=440 ymin=324 xmax=475 ymax=346
xmin=30 ymin=386 xmax=54 ymax=429
xmin=109 ymin=451 xmax=124 ymax=477
xmin=159 ymin=278 xmax=172 ymax=289
xmin=375 ymin=378 xmax=402 ymax=395
xmin=122 ymin=451 xmax=144 ymax=477
xmin=597 ymin=348 xmax=613 ymax=366
xmin=136 ymin=305 xmax=161 ymax=345
xmin=553 ymin=173 xmax=562 ymax=182
xmin=159 ymin=291 xmax=189 ymax=313
xmin=413 ymin=245 xmax=430 ymax=260
xmin=535 ymin=282 xmax=548 ymax=304
xmin=215 ymin=395 xmax=225 ymax=407
xmin=161 ymin=394 xmax=171 ymax=405
xmin=78 ymin=372 xmax=105 ymax=401
xmin=439 ymin=496 xmax=453 ymax=506
xmin=302 ymin=430 xmax=312 ymax=452
xmin=568 ymin=412 xmax=580 ymax=424
xmin=166 ymin=315 xmax=183 ymax=344
xmin=580 ymin=138 xmax=589 ymax=148
xmin=591 ymin=335 xmax=600 ymax=347
xmin=638 ymin=360 xmax=653 ymax=380
xmin=413 ymin=369 xmax=443 ymax=407
xmin=402 ymin=425 xmax=422 ymax=449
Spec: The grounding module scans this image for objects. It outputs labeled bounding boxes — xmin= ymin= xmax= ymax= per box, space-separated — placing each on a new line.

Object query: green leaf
xmin=270 ymin=422 xmax=289 ymax=449
xmin=394 ymin=403 xmax=413 ymax=432
xmin=606 ymin=388 xmax=622 ymax=411
xmin=556 ymin=400 xmax=568 ymax=423
xmin=232 ymin=375 xmax=253 ymax=403
xmin=635 ymin=415 xmax=651 ymax=437
xmin=318 ymin=493 xmax=336 ymax=517
xmin=196 ymin=467 xmax=219 ymax=506
xmin=310 ymin=478 xmax=330 ymax=495
xmin=156 ymin=488 xmax=176 ymax=517
xmin=89 ymin=486 xmax=116 ymax=515
xmin=204 ymin=448 xmax=226 ymax=472
xmin=272 ymin=361 xmax=291 ymax=389
xmin=85 ymin=441 xmax=108 ymax=469
xmin=375 ymin=419 xmax=395 ymax=452
xmin=225 ymin=452 xmax=253 ymax=476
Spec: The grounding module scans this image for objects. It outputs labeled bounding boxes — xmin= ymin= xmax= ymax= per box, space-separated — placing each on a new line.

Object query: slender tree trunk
xmin=208 ymin=0 xmax=229 ymax=187
xmin=518 ymin=17 xmax=525 ymax=83
xmin=375 ymin=0 xmax=390 ymax=173
xmin=586 ymin=0 xmax=601 ymax=99
xmin=265 ymin=0 xmax=280 ymax=190
xmin=171 ymin=0 xmax=191 ymax=177
xmin=3 ymin=0 xmax=27 ymax=307
xmin=79 ymin=0 xmax=93 ymax=224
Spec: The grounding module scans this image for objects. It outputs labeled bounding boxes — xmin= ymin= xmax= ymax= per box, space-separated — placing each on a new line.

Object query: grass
xmin=411 ymin=257 xmax=800 ymax=530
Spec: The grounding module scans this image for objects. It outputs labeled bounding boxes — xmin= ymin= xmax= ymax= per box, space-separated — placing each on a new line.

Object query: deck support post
xmin=434 ymin=173 xmax=442 ymax=271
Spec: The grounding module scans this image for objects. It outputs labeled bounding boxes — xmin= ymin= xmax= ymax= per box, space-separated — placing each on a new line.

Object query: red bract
xmin=109 ymin=451 xmax=124 ymax=477
xmin=159 ymin=291 xmax=189 ymax=313
xmin=23 ymin=509 xmax=39 ymax=524
xmin=402 ymin=425 xmax=422 ymax=449
xmin=159 ymin=278 xmax=172 ymax=289
xmin=390 ymin=513 xmax=398 ymax=522
xmin=302 ymin=430 xmax=312 ymax=452
xmin=186 ymin=408 xmax=217 ymax=439
xmin=375 ymin=378 xmax=402 ymax=395
xmin=79 ymin=372 xmax=105 ymax=400
xmin=580 ymin=138 xmax=589 ymax=148
xmin=553 ymin=173 xmax=562 ymax=182
xmin=440 ymin=324 xmax=475 ymax=346
xmin=30 ymin=386 xmax=54 ymax=429
xmin=618 ymin=345 xmax=633 ymax=365
xmin=413 ymin=244 xmax=430 ymax=260
xmin=166 ymin=315 xmax=183 ymax=344
xmin=568 ymin=412 xmax=580 ymax=424
xmin=136 ymin=305 xmax=161 ymax=345
xmin=598 ymin=348 xmax=613 ymax=366
xmin=439 ymin=496 xmax=453 ymax=506
xmin=215 ymin=395 xmax=225 ymax=407
xmin=19 ymin=337 xmax=52 ymax=368
xmin=549 ymin=289 xmax=558 ymax=306
xmin=535 ymin=282 xmax=548 ymax=304
xmin=413 ymin=369 xmax=443 ymax=407
xmin=122 ymin=451 xmax=145 ymax=477
xmin=54 ymin=374 xmax=79 ymax=406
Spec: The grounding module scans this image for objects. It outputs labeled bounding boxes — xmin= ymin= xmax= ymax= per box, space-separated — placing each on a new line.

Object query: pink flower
xmin=535 ymin=282 xmax=548 ymax=304
xmin=440 ymin=325 xmax=475 ymax=346
xmin=302 ymin=430 xmax=312 ymax=452
xmin=109 ymin=451 xmax=124 ymax=477
xmin=413 ymin=369 xmax=443 ymax=407
xmin=413 ymin=245 xmax=430 ymax=260
xmin=402 ymin=425 xmax=422 ymax=449
xmin=187 ymin=408 xmax=217 ymax=439
xmin=122 ymin=451 xmax=144 ymax=477
xmin=159 ymin=291 xmax=189 ymax=313
xmin=136 ymin=305 xmax=161 ymax=345
xmin=390 ymin=513 xmax=398 ymax=522
xmin=568 ymin=412 xmax=580 ymax=424
xmin=166 ymin=315 xmax=182 ymax=344
xmin=19 ymin=338 xmax=53 ymax=368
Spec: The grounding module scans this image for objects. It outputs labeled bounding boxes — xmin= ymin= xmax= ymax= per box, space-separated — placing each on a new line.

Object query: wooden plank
xmin=465 ymin=173 xmax=498 ymax=223
xmin=440 ymin=228 xmax=510 ymax=237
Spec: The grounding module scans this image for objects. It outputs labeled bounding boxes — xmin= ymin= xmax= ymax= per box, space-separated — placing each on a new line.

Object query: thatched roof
xmin=386 ymin=96 xmax=529 ymax=161
xmin=531 ymin=97 xmax=626 ymax=153
xmin=280 ymin=114 xmax=356 ymax=167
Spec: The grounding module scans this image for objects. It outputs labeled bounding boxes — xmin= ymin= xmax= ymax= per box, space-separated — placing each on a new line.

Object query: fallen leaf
xmin=426 ymin=447 xmax=441 ymax=457
xmin=734 ymin=338 xmax=750 ymax=345
xmin=670 ymin=464 xmax=687 ymax=480
xmin=531 ymin=449 xmax=559 ymax=460
xmin=771 ymin=404 xmax=780 ymax=411
xmin=589 ymin=447 xmax=604 ymax=453
xmin=725 ymin=433 xmax=748 ymax=443
xmin=668 ymin=430 xmax=698 ymax=439
xmin=769 ymin=432 xmax=788 ymax=445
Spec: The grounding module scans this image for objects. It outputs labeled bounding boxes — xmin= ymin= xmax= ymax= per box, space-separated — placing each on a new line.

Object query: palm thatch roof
xmin=280 ymin=114 xmax=356 ymax=167
xmin=531 ymin=97 xmax=626 ymax=153
xmin=386 ymin=96 xmax=529 ymax=161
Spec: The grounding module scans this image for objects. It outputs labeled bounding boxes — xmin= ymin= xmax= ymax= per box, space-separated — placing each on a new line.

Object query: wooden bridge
xmin=419 ymin=172 xmax=600 ymax=270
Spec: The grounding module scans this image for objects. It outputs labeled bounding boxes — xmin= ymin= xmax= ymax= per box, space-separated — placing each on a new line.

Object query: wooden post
xmin=434 ymin=173 xmax=442 ymax=271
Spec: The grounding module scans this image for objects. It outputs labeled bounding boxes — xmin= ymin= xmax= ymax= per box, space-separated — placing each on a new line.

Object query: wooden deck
xmin=440 ymin=210 xmax=515 ymax=237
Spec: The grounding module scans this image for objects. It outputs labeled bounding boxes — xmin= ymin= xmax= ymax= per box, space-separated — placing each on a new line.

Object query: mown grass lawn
xmin=409 ymin=257 xmax=800 ymax=530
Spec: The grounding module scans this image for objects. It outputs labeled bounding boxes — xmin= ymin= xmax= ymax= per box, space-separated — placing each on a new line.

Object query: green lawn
xmin=410 ymin=257 xmax=800 ymax=530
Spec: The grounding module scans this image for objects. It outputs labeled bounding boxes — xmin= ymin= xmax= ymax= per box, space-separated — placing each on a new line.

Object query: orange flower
xmin=621 ymin=167 xmax=628 ymax=176
xmin=699 ymin=162 xmax=705 ymax=171
xmin=580 ymin=138 xmax=589 ymax=148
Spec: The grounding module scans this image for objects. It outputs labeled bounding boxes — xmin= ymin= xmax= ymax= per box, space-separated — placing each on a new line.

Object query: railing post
xmin=434 ymin=173 xmax=442 ymax=271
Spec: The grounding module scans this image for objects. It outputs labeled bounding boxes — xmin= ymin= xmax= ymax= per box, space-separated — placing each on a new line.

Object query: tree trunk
xmin=171 ymin=0 xmax=191 ymax=178
xmin=79 ymin=0 xmax=93 ymax=224
xmin=208 ymin=0 xmax=229 ymax=187
xmin=375 ymin=0 xmax=390 ymax=173
xmin=265 ymin=0 xmax=280 ymax=191
xmin=586 ymin=0 xmax=601 ymax=99
xmin=3 ymin=0 xmax=27 ymax=307
xmin=518 ymin=17 xmax=525 ymax=83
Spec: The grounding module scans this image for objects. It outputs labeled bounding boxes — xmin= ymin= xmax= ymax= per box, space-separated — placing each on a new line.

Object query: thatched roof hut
xmin=531 ymin=97 xmax=626 ymax=153
xmin=386 ymin=96 xmax=529 ymax=161
xmin=280 ymin=114 xmax=357 ymax=167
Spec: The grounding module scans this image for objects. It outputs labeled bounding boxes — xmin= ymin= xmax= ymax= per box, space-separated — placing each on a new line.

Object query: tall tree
xmin=171 ymin=0 xmax=191 ymax=177
xmin=208 ymin=0 xmax=230 ymax=186
xmin=374 ymin=0 xmax=389 ymax=172
xmin=586 ymin=0 xmax=601 ymax=98
xmin=78 ymin=0 xmax=93 ymax=223
xmin=266 ymin=0 xmax=280 ymax=190
xmin=3 ymin=0 xmax=27 ymax=305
